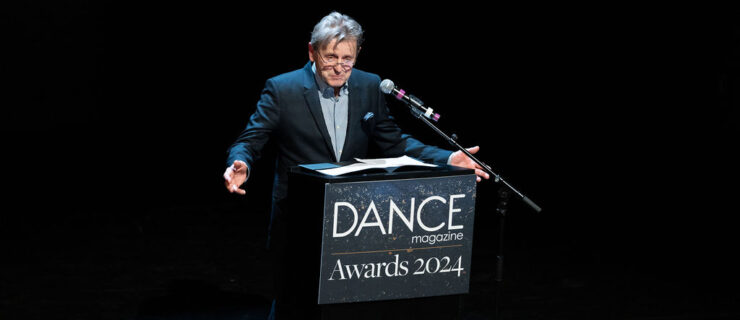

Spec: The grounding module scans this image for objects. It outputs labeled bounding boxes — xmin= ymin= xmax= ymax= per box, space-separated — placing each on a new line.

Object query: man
xmin=224 ymin=11 xmax=487 ymax=208
xmin=223 ymin=11 xmax=488 ymax=318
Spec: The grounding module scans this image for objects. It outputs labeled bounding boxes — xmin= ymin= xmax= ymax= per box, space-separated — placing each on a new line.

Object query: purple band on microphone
xmin=432 ymin=113 xmax=441 ymax=121
xmin=395 ymin=89 xmax=405 ymax=100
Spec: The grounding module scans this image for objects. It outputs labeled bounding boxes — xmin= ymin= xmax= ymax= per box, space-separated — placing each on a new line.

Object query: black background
xmin=2 ymin=2 xmax=739 ymax=319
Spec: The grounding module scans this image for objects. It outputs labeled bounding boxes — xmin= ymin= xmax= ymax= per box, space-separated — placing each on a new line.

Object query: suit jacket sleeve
xmin=226 ymin=79 xmax=281 ymax=171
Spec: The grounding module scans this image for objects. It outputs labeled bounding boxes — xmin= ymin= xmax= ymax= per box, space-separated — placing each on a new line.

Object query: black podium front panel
xmin=316 ymin=174 xmax=476 ymax=304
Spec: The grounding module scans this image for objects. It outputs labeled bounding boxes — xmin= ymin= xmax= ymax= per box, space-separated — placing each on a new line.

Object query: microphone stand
xmin=405 ymin=106 xmax=542 ymax=319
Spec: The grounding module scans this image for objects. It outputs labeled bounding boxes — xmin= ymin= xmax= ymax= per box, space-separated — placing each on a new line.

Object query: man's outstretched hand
xmin=223 ymin=160 xmax=248 ymax=195
xmin=449 ymin=146 xmax=490 ymax=182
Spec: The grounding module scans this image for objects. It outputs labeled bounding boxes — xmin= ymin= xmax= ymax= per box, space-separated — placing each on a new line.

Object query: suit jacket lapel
xmin=302 ymin=63 xmax=337 ymax=161
xmin=342 ymin=75 xmax=361 ymax=161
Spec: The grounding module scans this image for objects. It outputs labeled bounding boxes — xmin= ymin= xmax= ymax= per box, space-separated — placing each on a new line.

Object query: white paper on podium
xmin=315 ymin=155 xmax=437 ymax=176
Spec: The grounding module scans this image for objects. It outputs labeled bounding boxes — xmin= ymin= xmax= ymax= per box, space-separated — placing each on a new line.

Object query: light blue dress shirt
xmin=312 ymin=63 xmax=349 ymax=161
xmin=311 ymin=63 xmax=455 ymax=165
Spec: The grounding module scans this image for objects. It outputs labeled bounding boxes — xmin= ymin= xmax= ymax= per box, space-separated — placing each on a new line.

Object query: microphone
xmin=380 ymin=79 xmax=440 ymax=122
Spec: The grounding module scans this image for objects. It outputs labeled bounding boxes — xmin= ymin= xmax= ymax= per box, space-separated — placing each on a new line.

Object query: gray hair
xmin=310 ymin=12 xmax=364 ymax=51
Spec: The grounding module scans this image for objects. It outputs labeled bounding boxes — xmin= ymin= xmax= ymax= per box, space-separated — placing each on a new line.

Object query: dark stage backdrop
xmin=2 ymin=2 xmax=738 ymax=319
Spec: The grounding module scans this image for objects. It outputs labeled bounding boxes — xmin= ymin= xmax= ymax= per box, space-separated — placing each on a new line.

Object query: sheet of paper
xmin=356 ymin=155 xmax=438 ymax=167
xmin=316 ymin=155 xmax=436 ymax=176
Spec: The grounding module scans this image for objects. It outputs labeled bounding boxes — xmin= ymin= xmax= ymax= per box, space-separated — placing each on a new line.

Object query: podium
xmin=271 ymin=164 xmax=477 ymax=319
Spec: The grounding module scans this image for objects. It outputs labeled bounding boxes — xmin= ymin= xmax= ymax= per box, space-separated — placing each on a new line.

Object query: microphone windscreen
xmin=379 ymin=79 xmax=394 ymax=94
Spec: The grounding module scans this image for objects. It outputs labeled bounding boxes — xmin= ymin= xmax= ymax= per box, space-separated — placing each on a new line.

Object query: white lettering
xmin=355 ymin=201 xmax=387 ymax=236
xmin=333 ymin=202 xmax=358 ymax=238
xmin=388 ymin=198 xmax=415 ymax=234
xmin=345 ymin=263 xmax=363 ymax=279
xmin=448 ymin=194 xmax=465 ymax=230
xmin=384 ymin=254 xmax=402 ymax=277
xmin=363 ymin=263 xmax=376 ymax=278
xmin=329 ymin=259 xmax=345 ymax=280
xmin=411 ymin=231 xmax=465 ymax=245
xmin=417 ymin=196 xmax=446 ymax=232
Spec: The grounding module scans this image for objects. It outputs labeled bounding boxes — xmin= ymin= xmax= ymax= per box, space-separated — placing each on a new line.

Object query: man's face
xmin=309 ymin=38 xmax=358 ymax=89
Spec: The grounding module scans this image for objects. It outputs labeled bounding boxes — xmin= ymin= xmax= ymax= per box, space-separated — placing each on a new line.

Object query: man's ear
xmin=308 ymin=42 xmax=315 ymax=62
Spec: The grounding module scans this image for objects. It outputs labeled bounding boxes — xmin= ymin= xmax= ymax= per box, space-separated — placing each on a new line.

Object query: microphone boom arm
xmin=406 ymin=102 xmax=542 ymax=213
xmin=388 ymin=81 xmax=542 ymax=320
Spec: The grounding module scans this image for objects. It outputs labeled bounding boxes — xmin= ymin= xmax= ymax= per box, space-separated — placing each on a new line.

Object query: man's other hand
xmin=449 ymin=146 xmax=490 ymax=182
xmin=224 ymin=160 xmax=248 ymax=195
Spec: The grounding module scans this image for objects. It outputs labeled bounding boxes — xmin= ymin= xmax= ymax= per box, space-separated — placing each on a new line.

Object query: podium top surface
xmin=289 ymin=164 xmax=474 ymax=184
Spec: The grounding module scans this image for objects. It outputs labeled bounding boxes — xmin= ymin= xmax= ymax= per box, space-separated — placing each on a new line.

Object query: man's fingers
xmin=229 ymin=184 xmax=246 ymax=195
xmin=466 ymin=146 xmax=480 ymax=154
xmin=233 ymin=160 xmax=247 ymax=173
xmin=475 ymin=169 xmax=490 ymax=180
xmin=224 ymin=163 xmax=248 ymax=194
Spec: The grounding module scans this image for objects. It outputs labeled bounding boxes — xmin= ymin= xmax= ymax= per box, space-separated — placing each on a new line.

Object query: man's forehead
xmin=320 ymin=39 xmax=357 ymax=53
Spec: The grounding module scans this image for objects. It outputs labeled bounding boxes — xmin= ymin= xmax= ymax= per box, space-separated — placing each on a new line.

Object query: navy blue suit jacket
xmin=227 ymin=62 xmax=452 ymax=206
